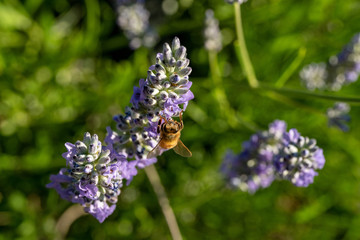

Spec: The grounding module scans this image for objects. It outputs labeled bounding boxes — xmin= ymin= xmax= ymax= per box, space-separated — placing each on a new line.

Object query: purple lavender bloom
xmin=300 ymin=33 xmax=360 ymax=91
xmin=276 ymin=129 xmax=325 ymax=187
xmin=326 ymin=102 xmax=350 ymax=132
xmin=49 ymin=37 xmax=194 ymax=223
xmin=84 ymin=201 xmax=116 ymax=224
xmin=220 ymin=120 xmax=287 ymax=193
xmin=47 ymin=133 xmax=136 ymax=223
xmin=106 ymin=37 xmax=194 ymax=166
xmin=221 ymin=120 xmax=326 ymax=192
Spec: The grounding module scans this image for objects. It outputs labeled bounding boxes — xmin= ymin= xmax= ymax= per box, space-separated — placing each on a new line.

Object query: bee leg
xmin=157 ymin=115 xmax=167 ymax=134
xmin=179 ymin=110 xmax=184 ymax=129
xmin=158 ymin=114 xmax=167 ymax=122
xmin=157 ymin=119 xmax=161 ymax=134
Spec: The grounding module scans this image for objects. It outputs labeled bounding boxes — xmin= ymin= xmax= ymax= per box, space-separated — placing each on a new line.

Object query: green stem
xmin=234 ymin=3 xmax=259 ymax=88
xmin=261 ymin=85 xmax=360 ymax=103
xmin=275 ymin=47 xmax=307 ymax=88
xmin=84 ymin=0 xmax=100 ymax=50
xmin=263 ymin=91 xmax=325 ymax=117
xmin=55 ymin=205 xmax=86 ymax=240
xmin=145 ymin=165 xmax=183 ymax=240
xmin=227 ymin=79 xmax=360 ymax=105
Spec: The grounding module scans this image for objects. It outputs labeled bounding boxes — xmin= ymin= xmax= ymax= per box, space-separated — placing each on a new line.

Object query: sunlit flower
xmin=47 ymin=133 xmax=136 ymax=223
xmin=106 ymin=37 xmax=194 ymax=167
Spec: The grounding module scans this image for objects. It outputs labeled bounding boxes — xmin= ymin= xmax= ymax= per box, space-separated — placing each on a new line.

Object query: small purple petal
xmin=85 ymin=201 xmax=116 ymax=223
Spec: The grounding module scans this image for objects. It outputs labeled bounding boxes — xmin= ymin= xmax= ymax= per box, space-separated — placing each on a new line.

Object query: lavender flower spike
xmin=106 ymin=37 xmax=194 ymax=168
xmin=300 ymin=33 xmax=360 ymax=91
xmin=221 ymin=120 xmax=325 ymax=192
xmin=326 ymin=102 xmax=350 ymax=132
xmin=220 ymin=120 xmax=287 ymax=194
xmin=276 ymin=129 xmax=325 ymax=187
xmin=47 ymin=132 xmax=136 ymax=223
xmin=204 ymin=10 xmax=222 ymax=52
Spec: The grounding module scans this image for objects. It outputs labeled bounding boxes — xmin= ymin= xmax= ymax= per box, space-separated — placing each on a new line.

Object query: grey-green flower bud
xmin=172 ymin=37 xmax=181 ymax=52
xmin=175 ymin=46 xmax=187 ymax=60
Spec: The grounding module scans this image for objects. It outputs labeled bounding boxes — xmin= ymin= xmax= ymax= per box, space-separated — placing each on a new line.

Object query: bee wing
xmin=173 ymin=139 xmax=192 ymax=157
xmin=147 ymin=139 xmax=163 ymax=159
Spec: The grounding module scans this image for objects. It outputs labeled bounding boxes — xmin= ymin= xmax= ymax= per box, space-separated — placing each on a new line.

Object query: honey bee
xmin=147 ymin=111 xmax=192 ymax=158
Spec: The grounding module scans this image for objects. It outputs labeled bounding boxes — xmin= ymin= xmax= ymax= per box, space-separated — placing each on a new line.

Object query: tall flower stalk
xmin=233 ymin=2 xmax=259 ymax=88
xmin=106 ymin=37 xmax=194 ymax=167
xmin=105 ymin=36 xmax=193 ymax=236
xmin=48 ymin=37 xmax=193 ymax=228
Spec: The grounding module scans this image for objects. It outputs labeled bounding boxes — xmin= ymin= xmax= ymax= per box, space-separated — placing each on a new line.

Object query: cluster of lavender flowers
xmin=220 ymin=120 xmax=325 ymax=193
xmin=116 ymin=0 xmax=158 ymax=49
xmin=326 ymin=102 xmax=351 ymax=132
xmin=300 ymin=33 xmax=360 ymax=91
xmin=47 ymin=37 xmax=194 ymax=222
xmin=225 ymin=0 xmax=248 ymax=4
xmin=204 ymin=10 xmax=222 ymax=52
xmin=106 ymin=37 xmax=194 ymax=168
xmin=46 ymin=133 xmax=136 ymax=223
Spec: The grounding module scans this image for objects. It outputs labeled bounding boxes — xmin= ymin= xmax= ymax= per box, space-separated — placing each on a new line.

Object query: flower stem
xmin=275 ymin=47 xmax=307 ymax=88
xmin=145 ymin=164 xmax=183 ymax=240
xmin=234 ymin=3 xmax=259 ymax=88
xmin=263 ymin=91 xmax=325 ymax=116
xmin=55 ymin=204 xmax=87 ymax=239
xmin=261 ymin=85 xmax=360 ymax=103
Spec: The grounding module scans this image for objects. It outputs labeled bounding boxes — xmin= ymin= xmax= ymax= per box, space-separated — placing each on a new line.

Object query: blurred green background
xmin=1 ymin=0 xmax=360 ymax=239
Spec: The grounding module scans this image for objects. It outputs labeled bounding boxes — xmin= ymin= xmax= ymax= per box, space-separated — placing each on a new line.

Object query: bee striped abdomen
xmin=160 ymin=132 xmax=180 ymax=149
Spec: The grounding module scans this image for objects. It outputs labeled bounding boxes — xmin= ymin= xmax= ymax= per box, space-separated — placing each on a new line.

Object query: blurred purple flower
xmin=300 ymin=33 xmax=360 ymax=91
xmin=220 ymin=120 xmax=286 ymax=193
xmin=221 ymin=120 xmax=326 ymax=192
